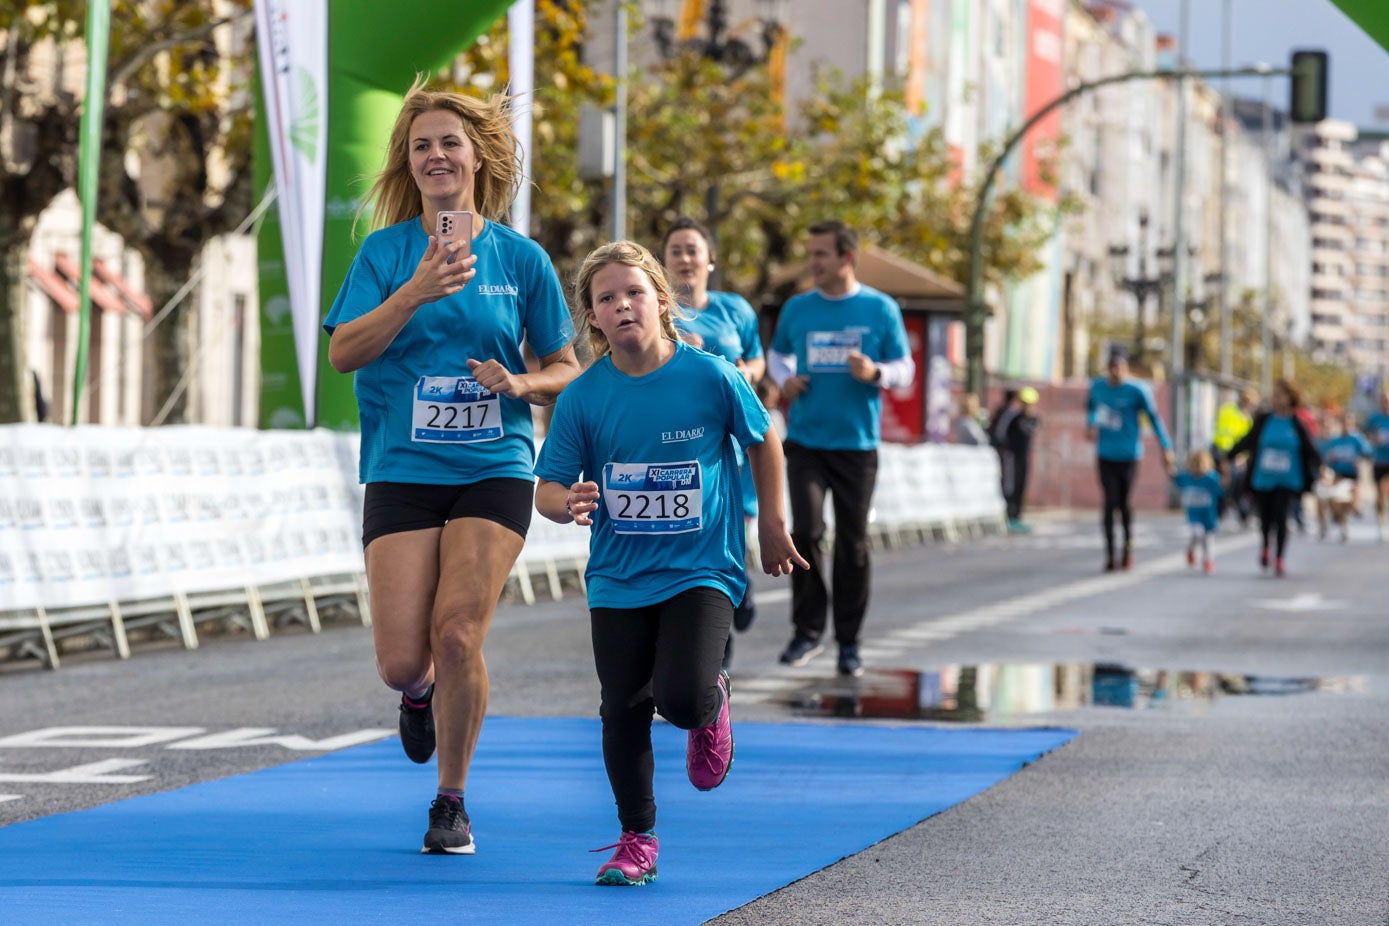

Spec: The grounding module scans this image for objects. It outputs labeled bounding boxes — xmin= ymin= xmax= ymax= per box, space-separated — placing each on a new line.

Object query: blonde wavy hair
xmin=354 ymin=74 xmax=522 ymax=235
xmin=573 ymin=241 xmax=685 ymax=360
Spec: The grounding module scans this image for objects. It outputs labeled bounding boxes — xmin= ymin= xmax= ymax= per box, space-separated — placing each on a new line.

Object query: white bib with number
xmin=602 ymin=461 xmax=703 ymax=534
xmin=807 ymin=331 xmax=861 ymax=373
xmin=1094 ymin=404 xmax=1123 ymax=432
xmin=1181 ymin=487 xmax=1213 ymax=509
xmin=412 ymin=376 xmax=503 ymax=444
xmin=1259 ymin=447 xmax=1292 ymax=474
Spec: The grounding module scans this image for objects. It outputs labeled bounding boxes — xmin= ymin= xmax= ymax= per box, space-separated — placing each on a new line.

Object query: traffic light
xmin=1289 ymin=50 xmax=1329 ymax=124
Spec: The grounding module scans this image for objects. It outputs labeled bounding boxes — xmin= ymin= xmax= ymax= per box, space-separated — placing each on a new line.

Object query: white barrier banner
xmin=0 ymin=426 xmax=363 ymax=612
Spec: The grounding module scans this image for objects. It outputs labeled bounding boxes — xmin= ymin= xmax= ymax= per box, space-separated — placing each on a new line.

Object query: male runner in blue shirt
xmin=766 ymin=220 xmax=913 ymax=676
xmin=1086 ymin=346 xmax=1176 ymax=571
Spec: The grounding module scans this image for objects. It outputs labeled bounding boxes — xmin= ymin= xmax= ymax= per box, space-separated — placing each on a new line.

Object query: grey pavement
xmin=2 ymin=508 xmax=1387 ymax=924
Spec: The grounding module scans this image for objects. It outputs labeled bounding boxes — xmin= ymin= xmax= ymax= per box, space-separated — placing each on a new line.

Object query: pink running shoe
xmin=687 ymin=670 xmax=734 ymax=791
xmin=593 ymin=830 xmax=658 ymax=886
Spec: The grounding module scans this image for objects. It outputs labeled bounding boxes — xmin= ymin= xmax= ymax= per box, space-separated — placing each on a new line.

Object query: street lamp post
xmin=1107 ymin=212 xmax=1172 ymax=368
xmin=651 ymin=0 xmax=787 ymax=77
xmin=650 ymin=0 xmax=788 ymax=277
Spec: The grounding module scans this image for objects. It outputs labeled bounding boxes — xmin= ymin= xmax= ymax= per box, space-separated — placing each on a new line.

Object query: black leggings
xmin=1255 ymin=488 xmax=1298 ymax=559
xmin=590 ymin=586 xmax=733 ymax=833
xmin=786 ymin=443 xmax=878 ymax=646
xmin=1098 ymin=459 xmax=1138 ymax=561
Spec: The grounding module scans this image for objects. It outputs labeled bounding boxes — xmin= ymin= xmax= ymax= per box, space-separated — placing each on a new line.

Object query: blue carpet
xmin=0 ymin=717 xmax=1075 ymax=925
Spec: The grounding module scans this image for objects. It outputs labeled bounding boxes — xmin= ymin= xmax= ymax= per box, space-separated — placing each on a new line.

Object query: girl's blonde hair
xmin=354 ymin=75 xmax=522 ymax=236
xmin=1187 ymin=447 xmax=1213 ymax=473
xmin=573 ymin=241 xmax=684 ymax=359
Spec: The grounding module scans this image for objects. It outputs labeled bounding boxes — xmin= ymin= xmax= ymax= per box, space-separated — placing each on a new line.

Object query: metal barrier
xmin=0 ymin=425 xmax=1004 ymax=669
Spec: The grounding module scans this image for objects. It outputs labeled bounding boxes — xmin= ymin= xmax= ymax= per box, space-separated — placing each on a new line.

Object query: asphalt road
xmin=3 ymin=509 xmax=1387 ymax=924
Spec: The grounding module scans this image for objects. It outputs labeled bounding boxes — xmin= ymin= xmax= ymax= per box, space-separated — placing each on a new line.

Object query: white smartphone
xmin=436 ymin=210 xmax=474 ymax=264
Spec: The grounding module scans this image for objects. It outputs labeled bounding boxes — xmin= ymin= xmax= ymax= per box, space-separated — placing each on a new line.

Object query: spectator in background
xmin=990 ymin=387 xmax=1041 ymax=533
xmin=1212 ymin=386 xmax=1258 ymax=527
xmin=953 ymin=393 xmax=990 ymax=446
xmin=31 ymin=370 xmax=48 ymax=423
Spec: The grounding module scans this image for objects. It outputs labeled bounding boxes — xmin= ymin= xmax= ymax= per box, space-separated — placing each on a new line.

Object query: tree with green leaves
xmin=0 ymin=1 xmax=253 ymax=424
xmin=454 ymin=4 xmax=1065 ymax=320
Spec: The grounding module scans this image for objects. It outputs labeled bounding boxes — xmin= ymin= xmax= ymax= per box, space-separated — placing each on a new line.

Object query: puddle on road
xmin=785 ymin=663 xmax=1367 ymax=722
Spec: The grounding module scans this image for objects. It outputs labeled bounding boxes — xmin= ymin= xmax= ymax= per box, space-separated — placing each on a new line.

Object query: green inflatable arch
xmin=257 ymin=0 xmax=514 ymax=430
xmin=1331 ymin=0 xmax=1389 ymax=53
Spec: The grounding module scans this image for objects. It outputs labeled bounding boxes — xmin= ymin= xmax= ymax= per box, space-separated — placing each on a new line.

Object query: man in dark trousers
xmin=990 ymin=387 xmax=1041 ymax=532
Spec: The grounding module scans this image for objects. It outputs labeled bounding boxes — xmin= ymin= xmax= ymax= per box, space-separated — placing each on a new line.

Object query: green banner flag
xmin=73 ymin=0 xmax=112 ymax=425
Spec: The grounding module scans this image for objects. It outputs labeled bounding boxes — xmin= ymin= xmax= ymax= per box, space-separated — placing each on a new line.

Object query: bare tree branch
xmin=107 ymin=10 xmax=250 ymax=89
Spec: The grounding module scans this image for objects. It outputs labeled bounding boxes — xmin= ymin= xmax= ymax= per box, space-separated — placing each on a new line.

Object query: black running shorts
xmin=362 ymin=478 xmax=534 ymax=547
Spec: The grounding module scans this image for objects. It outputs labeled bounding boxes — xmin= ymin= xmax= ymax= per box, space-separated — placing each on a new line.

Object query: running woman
xmin=324 ymin=78 xmax=580 ymax=854
xmin=1227 ymin=379 xmax=1322 ymax=577
xmin=1365 ymin=391 xmax=1389 ymax=542
xmin=1172 ymin=448 xmax=1223 ymax=573
xmin=534 ymin=241 xmax=806 ymax=887
xmin=1316 ymin=409 xmax=1372 ymax=543
xmin=1085 ymin=346 xmax=1176 ymax=571
xmin=661 ymin=216 xmax=766 ymax=670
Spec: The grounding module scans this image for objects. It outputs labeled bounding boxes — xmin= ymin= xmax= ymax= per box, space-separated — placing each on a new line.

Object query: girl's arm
xmin=536 ymin=478 xmax=600 ymax=526
xmin=745 ymin=427 xmax=810 ymax=576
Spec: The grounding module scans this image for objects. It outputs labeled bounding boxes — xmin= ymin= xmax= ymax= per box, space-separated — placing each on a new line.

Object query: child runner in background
xmin=1364 ymin=391 xmax=1389 ymax=542
xmin=534 ymin=241 xmax=806 ymax=887
xmin=1172 ymin=448 xmax=1223 ymax=573
xmin=1317 ymin=409 xmax=1372 ymax=543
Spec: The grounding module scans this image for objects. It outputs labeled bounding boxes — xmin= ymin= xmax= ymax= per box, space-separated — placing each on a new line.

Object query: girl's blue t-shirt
xmin=1250 ymin=414 xmax=1303 ymax=491
xmin=324 ymin=218 xmax=574 ymax=485
xmin=1086 ymin=378 xmax=1172 ymax=462
xmin=534 ymin=341 xmax=770 ymax=610
xmin=770 ymin=285 xmax=910 ymax=450
xmin=1365 ymin=412 xmax=1389 ymax=465
xmin=1173 ymin=470 xmax=1223 ymax=530
xmin=674 ymin=290 xmax=763 ymax=367
xmin=1320 ymin=432 xmax=1372 ymax=478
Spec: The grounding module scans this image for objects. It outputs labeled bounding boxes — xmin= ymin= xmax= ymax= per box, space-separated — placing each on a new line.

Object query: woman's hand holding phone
xmin=406 ymin=236 xmax=476 ymax=306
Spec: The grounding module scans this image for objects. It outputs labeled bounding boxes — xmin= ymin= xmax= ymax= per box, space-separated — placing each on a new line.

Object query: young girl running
xmin=534 ymin=241 xmax=807 ymax=887
xmin=1172 ymin=448 xmax=1223 ymax=573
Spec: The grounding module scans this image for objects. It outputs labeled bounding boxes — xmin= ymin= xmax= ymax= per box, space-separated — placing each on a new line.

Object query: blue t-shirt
xmin=534 ymin=341 xmax=771 ymax=610
xmin=1364 ymin=412 xmax=1389 ymax=465
xmin=1086 ymin=378 xmax=1172 ymax=462
xmin=1173 ymin=470 xmax=1223 ymax=531
xmin=675 ymin=290 xmax=763 ymax=367
xmin=676 ymin=290 xmax=764 ymax=518
xmin=1320 ymin=432 xmax=1372 ymax=478
xmin=770 ymin=285 xmax=910 ymax=450
xmin=324 ymin=219 xmax=574 ymax=485
xmin=1250 ymin=415 xmax=1303 ymax=492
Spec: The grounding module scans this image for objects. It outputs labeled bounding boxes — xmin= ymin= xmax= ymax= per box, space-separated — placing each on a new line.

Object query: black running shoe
xmin=779 ymin=634 xmax=824 ymax=667
xmin=837 ymin=644 xmax=865 ymax=678
xmin=398 ymin=690 xmax=435 ymax=764
xmin=732 ymin=591 xmax=756 ymax=632
xmin=423 ymin=794 xmax=475 ymax=855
